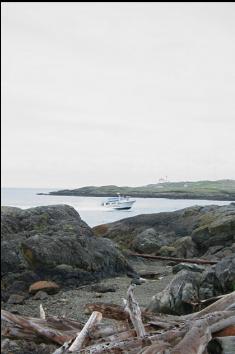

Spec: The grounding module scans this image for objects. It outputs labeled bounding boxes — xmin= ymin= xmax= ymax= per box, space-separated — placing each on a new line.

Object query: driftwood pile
xmin=1 ymin=286 xmax=235 ymax=353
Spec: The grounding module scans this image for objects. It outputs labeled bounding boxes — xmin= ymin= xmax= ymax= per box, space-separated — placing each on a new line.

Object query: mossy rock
xmin=159 ymin=246 xmax=176 ymax=256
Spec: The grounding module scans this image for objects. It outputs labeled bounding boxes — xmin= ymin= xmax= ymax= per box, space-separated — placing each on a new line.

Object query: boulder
xmin=1 ymin=205 xmax=135 ymax=293
xmin=191 ymin=207 xmax=235 ymax=251
xmin=172 ymin=263 xmax=205 ymax=274
xmin=199 ymin=266 xmax=222 ymax=299
xmin=159 ymin=246 xmax=176 ymax=256
xmin=199 ymin=255 xmax=235 ymax=299
xmin=131 ymin=228 xmax=175 ymax=254
xmin=158 ymin=236 xmax=198 ymax=258
xmin=146 ymin=270 xmax=201 ymax=315
xmin=33 ymin=291 xmax=49 ymax=300
xmin=146 ymin=256 xmax=235 ymax=315
xmin=7 ymin=294 xmax=26 ymax=305
xmin=29 ymin=281 xmax=60 ymax=295
xmin=170 ymin=236 xmax=199 ymax=258
xmin=88 ymin=284 xmax=117 ymax=293
xmin=1 ymin=207 xmax=29 ymax=276
xmin=214 ymin=255 xmax=235 ymax=293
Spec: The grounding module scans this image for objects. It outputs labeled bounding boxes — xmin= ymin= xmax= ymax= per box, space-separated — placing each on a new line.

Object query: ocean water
xmin=1 ymin=188 xmax=231 ymax=227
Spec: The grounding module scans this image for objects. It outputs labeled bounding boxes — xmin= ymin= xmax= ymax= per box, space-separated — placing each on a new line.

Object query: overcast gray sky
xmin=2 ymin=2 xmax=235 ymax=188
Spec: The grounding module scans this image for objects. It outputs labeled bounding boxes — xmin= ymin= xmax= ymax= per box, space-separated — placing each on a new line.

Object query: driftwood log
xmin=123 ymin=284 xmax=146 ymax=337
xmin=128 ymin=252 xmax=217 ymax=265
xmin=1 ymin=288 xmax=235 ymax=353
xmin=68 ymin=311 xmax=102 ymax=352
xmin=189 ymin=291 xmax=235 ymax=319
xmin=169 ymin=319 xmax=211 ymax=354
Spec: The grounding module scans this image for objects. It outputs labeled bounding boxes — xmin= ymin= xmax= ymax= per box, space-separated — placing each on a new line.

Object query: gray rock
xmin=146 ymin=256 xmax=235 ymax=315
xmin=203 ymin=247 xmax=234 ymax=262
xmin=203 ymin=245 xmax=224 ymax=256
xmin=1 ymin=205 xmax=134 ymax=292
xmin=93 ymin=205 xmax=206 ymax=246
xmin=7 ymin=280 xmax=28 ymax=294
xmin=131 ymin=228 xmax=175 ymax=254
xmin=192 ymin=208 xmax=235 ymax=250
xmin=89 ymin=284 xmax=117 ymax=293
xmin=33 ymin=291 xmax=49 ymax=300
xmin=199 ymin=255 xmax=235 ymax=299
xmin=214 ymin=255 xmax=235 ymax=292
xmin=7 ymin=294 xmax=26 ymax=305
xmin=158 ymin=237 xmax=198 ymax=258
xmin=130 ymin=277 xmax=147 ymax=285
xmin=146 ymin=270 xmax=201 ymax=315
xmin=173 ymin=263 xmax=205 ymax=274
xmin=94 ymin=203 xmax=235 ymax=258
xmin=159 ymin=246 xmax=176 ymax=256
xmin=199 ymin=266 xmax=221 ymax=299
xmin=1 ymin=338 xmax=57 ymax=354
xmin=171 ymin=236 xmax=199 ymax=258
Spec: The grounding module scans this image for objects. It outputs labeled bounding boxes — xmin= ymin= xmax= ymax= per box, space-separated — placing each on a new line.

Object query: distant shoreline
xmin=37 ymin=180 xmax=235 ymax=201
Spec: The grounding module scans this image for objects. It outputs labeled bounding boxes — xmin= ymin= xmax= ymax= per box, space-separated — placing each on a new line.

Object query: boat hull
xmin=102 ymin=200 xmax=135 ymax=210
xmin=113 ymin=206 xmax=132 ymax=210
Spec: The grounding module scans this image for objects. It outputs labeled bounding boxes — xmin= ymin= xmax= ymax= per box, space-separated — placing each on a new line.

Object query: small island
xmin=42 ymin=179 xmax=235 ymax=201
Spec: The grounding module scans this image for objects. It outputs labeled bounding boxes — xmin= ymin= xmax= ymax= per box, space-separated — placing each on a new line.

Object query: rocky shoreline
xmin=1 ymin=203 xmax=235 ymax=353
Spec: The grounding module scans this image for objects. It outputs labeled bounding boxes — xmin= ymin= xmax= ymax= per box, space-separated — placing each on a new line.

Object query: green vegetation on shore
xmin=46 ymin=179 xmax=235 ymax=201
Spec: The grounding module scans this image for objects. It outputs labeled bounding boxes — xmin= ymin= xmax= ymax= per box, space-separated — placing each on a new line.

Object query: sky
xmin=2 ymin=2 xmax=235 ymax=188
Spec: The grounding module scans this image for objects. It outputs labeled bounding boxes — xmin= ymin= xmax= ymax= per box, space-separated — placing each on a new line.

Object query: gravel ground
xmin=2 ymin=258 xmax=173 ymax=323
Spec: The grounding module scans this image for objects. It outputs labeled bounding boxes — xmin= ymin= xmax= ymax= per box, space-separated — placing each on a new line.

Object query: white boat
xmin=101 ymin=194 xmax=136 ymax=210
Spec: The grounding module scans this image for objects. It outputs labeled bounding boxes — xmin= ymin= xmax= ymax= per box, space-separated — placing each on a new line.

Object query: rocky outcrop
xmin=159 ymin=236 xmax=199 ymax=258
xmin=146 ymin=256 xmax=235 ymax=315
xmin=93 ymin=204 xmax=235 ymax=258
xmin=191 ymin=210 xmax=235 ymax=251
xmin=199 ymin=256 xmax=235 ymax=299
xmin=131 ymin=229 xmax=176 ymax=254
xmin=172 ymin=263 xmax=205 ymax=274
xmin=1 ymin=205 xmax=134 ymax=300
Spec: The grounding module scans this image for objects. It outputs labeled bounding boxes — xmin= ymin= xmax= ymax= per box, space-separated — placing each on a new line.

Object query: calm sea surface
xmin=1 ymin=188 xmax=231 ymax=227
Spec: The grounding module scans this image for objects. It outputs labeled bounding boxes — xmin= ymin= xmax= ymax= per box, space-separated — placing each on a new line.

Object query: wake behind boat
xmin=101 ymin=194 xmax=136 ymax=210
